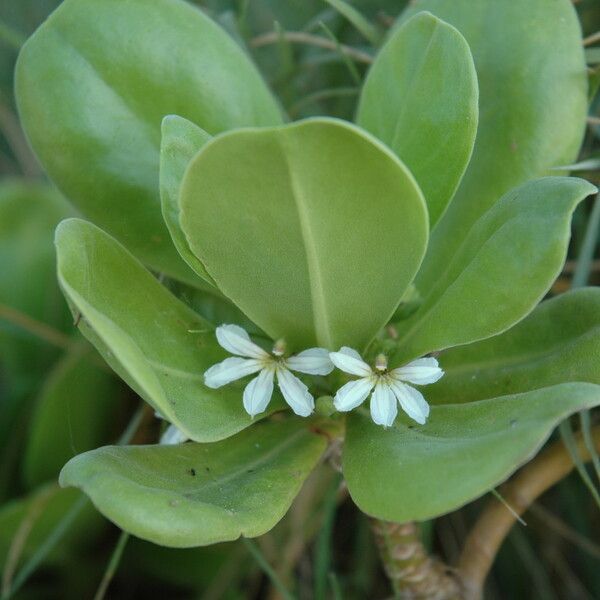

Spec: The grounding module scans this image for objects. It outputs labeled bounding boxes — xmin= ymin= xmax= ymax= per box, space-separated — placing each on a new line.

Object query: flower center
xmin=374 ymin=353 xmax=388 ymax=372
xmin=272 ymin=338 xmax=286 ymax=357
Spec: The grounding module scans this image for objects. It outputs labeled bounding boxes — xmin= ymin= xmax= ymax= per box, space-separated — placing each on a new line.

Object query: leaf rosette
xmin=16 ymin=0 xmax=600 ymax=546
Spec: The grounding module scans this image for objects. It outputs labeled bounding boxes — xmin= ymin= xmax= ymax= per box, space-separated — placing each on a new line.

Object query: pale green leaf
xmin=428 ymin=288 xmax=600 ymax=404
xmin=402 ymin=0 xmax=589 ymax=295
xmin=60 ymin=419 xmax=327 ymax=547
xmin=343 ymin=382 xmax=600 ymax=522
xmin=160 ymin=115 xmax=213 ymax=285
xmin=180 ymin=118 xmax=428 ymax=351
xmin=55 ymin=218 xmax=282 ymax=443
xmin=16 ymin=0 xmax=282 ymax=284
xmin=357 ymin=11 xmax=478 ymax=226
xmin=392 ymin=177 xmax=597 ymax=364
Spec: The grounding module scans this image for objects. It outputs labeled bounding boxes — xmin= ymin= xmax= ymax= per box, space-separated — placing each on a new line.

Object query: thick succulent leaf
xmin=391 ymin=177 xmax=597 ymax=365
xmin=357 ymin=11 xmax=478 ymax=226
xmin=429 ymin=288 xmax=600 ymax=404
xmin=402 ymin=0 xmax=589 ymax=294
xmin=160 ymin=115 xmax=213 ymax=284
xmin=60 ymin=419 xmax=327 ymax=547
xmin=16 ymin=0 xmax=282 ymax=283
xmin=179 ymin=118 xmax=428 ymax=351
xmin=23 ymin=346 xmax=121 ymax=488
xmin=344 ymin=382 xmax=600 ymax=522
xmin=55 ymin=218 xmax=282 ymax=443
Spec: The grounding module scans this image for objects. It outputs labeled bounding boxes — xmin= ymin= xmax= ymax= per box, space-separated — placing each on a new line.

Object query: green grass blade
xmin=242 ymin=538 xmax=295 ymax=600
xmin=558 ymin=420 xmax=600 ymax=510
xmin=314 ymin=475 xmax=341 ymax=600
xmin=93 ymin=530 xmax=130 ymax=600
xmin=323 ymin=0 xmax=381 ymax=45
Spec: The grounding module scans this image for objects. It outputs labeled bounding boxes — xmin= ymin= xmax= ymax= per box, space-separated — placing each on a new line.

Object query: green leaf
xmin=23 ymin=346 xmax=121 ymax=488
xmin=0 ymin=180 xmax=73 ymax=376
xmin=0 ymin=180 xmax=74 ymax=481
xmin=391 ymin=177 xmax=597 ymax=365
xmin=16 ymin=0 xmax=282 ymax=284
xmin=179 ymin=118 xmax=428 ymax=351
xmin=402 ymin=0 xmax=589 ymax=295
xmin=55 ymin=218 xmax=282 ymax=443
xmin=428 ymin=288 xmax=600 ymax=405
xmin=357 ymin=11 xmax=478 ymax=227
xmin=343 ymin=382 xmax=600 ymax=522
xmin=60 ymin=418 xmax=327 ymax=547
xmin=160 ymin=115 xmax=213 ymax=285
xmin=0 ymin=485 xmax=102 ymax=568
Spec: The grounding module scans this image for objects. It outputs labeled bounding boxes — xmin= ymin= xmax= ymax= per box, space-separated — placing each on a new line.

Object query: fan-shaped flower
xmin=330 ymin=347 xmax=443 ymax=427
xmin=205 ymin=324 xmax=334 ymax=417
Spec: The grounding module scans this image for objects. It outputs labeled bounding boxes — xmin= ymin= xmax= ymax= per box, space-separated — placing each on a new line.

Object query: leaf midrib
xmin=279 ymin=135 xmax=333 ymax=348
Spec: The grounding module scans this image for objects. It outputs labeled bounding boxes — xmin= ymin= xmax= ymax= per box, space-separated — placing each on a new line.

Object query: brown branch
xmin=250 ymin=31 xmax=374 ymax=64
xmin=457 ymin=425 xmax=600 ymax=600
xmin=2 ymin=485 xmax=59 ymax=596
xmin=0 ymin=303 xmax=72 ymax=349
xmin=583 ymin=31 xmax=600 ymax=47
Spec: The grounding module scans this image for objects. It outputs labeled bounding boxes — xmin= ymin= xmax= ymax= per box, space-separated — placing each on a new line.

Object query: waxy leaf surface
xmin=55 ymin=219 xmax=282 ymax=443
xmin=16 ymin=0 xmax=282 ymax=283
xmin=160 ymin=115 xmax=213 ymax=284
xmin=392 ymin=177 xmax=596 ymax=364
xmin=180 ymin=118 xmax=428 ymax=351
xmin=344 ymin=383 xmax=600 ymax=522
xmin=60 ymin=419 xmax=327 ymax=547
xmin=428 ymin=289 xmax=600 ymax=404
xmin=357 ymin=11 xmax=478 ymax=226
xmin=403 ymin=0 xmax=589 ymax=294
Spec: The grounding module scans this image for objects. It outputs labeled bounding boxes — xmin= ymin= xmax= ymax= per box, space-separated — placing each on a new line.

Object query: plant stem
xmin=93 ymin=530 xmax=130 ymax=600
xmin=0 ymin=495 xmax=88 ymax=600
xmin=0 ymin=303 xmax=72 ymax=349
xmin=458 ymin=425 xmax=600 ymax=600
xmin=250 ymin=31 xmax=373 ymax=64
xmin=0 ymin=406 xmax=145 ymax=599
xmin=242 ymin=538 xmax=296 ymax=600
xmin=371 ymin=520 xmax=461 ymax=599
xmin=583 ymin=31 xmax=600 ymax=47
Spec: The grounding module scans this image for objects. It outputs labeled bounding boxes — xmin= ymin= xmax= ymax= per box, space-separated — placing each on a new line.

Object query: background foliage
xmin=1 ymin=0 xmax=600 ymax=598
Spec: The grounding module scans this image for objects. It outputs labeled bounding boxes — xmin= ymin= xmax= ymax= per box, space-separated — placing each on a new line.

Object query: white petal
xmin=160 ymin=424 xmax=188 ymax=445
xmin=391 ymin=357 xmax=444 ymax=385
xmin=243 ymin=368 xmax=275 ymax=417
xmin=390 ymin=381 xmax=430 ymax=425
xmin=286 ymin=348 xmax=334 ymax=375
xmin=215 ymin=324 xmax=268 ymax=359
xmin=277 ymin=368 xmax=314 ymax=417
xmin=333 ymin=377 xmax=374 ymax=412
xmin=204 ymin=357 xmax=262 ymax=388
xmin=370 ymin=382 xmax=398 ymax=428
xmin=329 ymin=347 xmax=372 ymax=377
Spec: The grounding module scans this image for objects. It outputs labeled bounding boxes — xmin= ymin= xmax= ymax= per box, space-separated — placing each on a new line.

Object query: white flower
xmin=204 ymin=324 xmax=334 ymax=418
xmin=329 ymin=347 xmax=443 ymax=427
xmin=160 ymin=424 xmax=189 ymax=445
